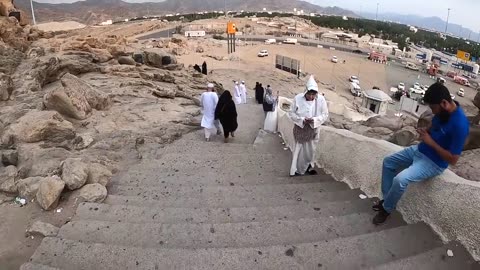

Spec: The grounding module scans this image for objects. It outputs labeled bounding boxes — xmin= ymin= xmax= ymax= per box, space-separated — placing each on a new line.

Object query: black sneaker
xmin=373 ymin=209 xmax=390 ymax=225
xmin=372 ymin=200 xmax=384 ymax=211
xmin=306 ymin=165 xmax=318 ymax=175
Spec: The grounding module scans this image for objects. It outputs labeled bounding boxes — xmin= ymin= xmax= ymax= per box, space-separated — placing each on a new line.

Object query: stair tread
xmin=370 ymin=242 xmax=480 ymax=270
xmin=107 ymin=181 xmax=350 ymax=197
xmin=20 ymin=263 xmax=61 ymax=270
xmin=104 ymin=189 xmax=366 ymax=208
xmin=31 ymin=224 xmax=443 ymax=270
xmin=75 ymin=199 xmax=378 ymax=224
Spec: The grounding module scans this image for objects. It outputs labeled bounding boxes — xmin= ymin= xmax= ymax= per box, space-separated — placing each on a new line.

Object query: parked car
xmin=413 ymin=82 xmax=420 ymax=89
xmin=257 ymin=50 xmax=269 ymax=57
xmin=398 ymin=82 xmax=405 ymax=91
xmin=349 ymin=75 xmax=360 ymax=84
xmin=458 ymin=88 xmax=465 ymax=97
xmin=350 ymin=82 xmax=361 ymax=97
xmin=331 ymin=56 xmax=338 ymax=63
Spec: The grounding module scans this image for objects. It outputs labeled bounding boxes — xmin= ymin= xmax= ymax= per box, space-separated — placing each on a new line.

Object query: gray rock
xmin=363 ymin=115 xmax=403 ymax=131
xmin=118 ymin=56 xmax=136 ymax=66
xmin=474 ymin=91 xmax=480 ymax=110
xmin=26 ymin=221 xmax=59 ymax=237
xmin=78 ymin=183 xmax=107 ymax=203
xmin=17 ymin=145 xmax=70 ymax=178
xmin=0 ymin=165 xmax=18 ymax=194
xmin=390 ymin=126 xmax=417 ymax=146
xmin=417 ymin=109 xmax=434 ymax=129
xmin=363 ymin=127 xmax=394 ymax=141
xmin=0 ymin=193 xmax=15 ymax=205
xmin=17 ymin=177 xmax=45 ymax=199
xmin=36 ymin=176 xmax=65 ymax=210
xmin=61 ymin=158 xmax=88 ymax=190
xmin=1 ymin=149 xmax=18 ymax=166
xmin=0 ymin=73 xmax=13 ymax=101
xmin=87 ymin=163 xmax=112 ymax=187
xmin=143 ymin=50 xmax=177 ymax=69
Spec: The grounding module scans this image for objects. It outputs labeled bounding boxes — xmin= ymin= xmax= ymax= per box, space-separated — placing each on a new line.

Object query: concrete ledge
xmin=277 ymin=96 xmax=480 ymax=260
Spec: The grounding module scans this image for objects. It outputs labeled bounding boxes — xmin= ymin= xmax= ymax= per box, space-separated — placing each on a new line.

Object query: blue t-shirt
xmin=418 ymin=106 xmax=469 ymax=168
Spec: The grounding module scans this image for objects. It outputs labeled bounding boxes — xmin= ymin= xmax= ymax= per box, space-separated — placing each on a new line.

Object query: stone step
xmin=20 ymin=263 xmax=60 ymax=270
xmin=75 ymin=199 xmax=378 ymax=224
xmin=59 ymin=212 xmax=406 ymax=249
xmin=107 ymin=181 xmax=350 ymax=199
xmin=111 ymin=173 xmax=332 ymax=187
xmin=104 ymin=188 xmax=365 ymax=208
xmin=370 ymin=242 xmax=480 ymax=270
xmin=30 ymin=224 xmax=443 ymax=269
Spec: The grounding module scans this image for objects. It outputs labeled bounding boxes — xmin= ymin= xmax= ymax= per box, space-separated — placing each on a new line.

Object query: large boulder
xmin=363 ymin=127 xmax=394 ymax=141
xmin=464 ymin=126 xmax=480 ymax=151
xmin=0 ymin=72 xmax=13 ymax=101
xmin=417 ymin=109 xmax=434 ymax=129
xmin=17 ymin=176 xmax=45 ymax=199
xmin=143 ymin=50 xmax=177 ymax=69
xmin=43 ymin=73 xmax=112 ymax=120
xmin=36 ymin=176 xmax=64 ymax=210
xmin=390 ymin=126 xmax=417 ymax=146
xmin=0 ymin=165 xmax=18 ymax=194
xmin=363 ymin=115 xmax=403 ymax=131
xmin=61 ymin=158 xmax=88 ymax=190
xmin=87 ymin=163 xmax=112 ymax=186
xmin=118 ymin=56 xmax=136 ymax=66
xmin=17 ymin=145 xmax=70 ymax=178
xmin=78 ymin=183 xmax=107 ymax=203
xmin=3 ymin=111 xmax=75 ymax=144
xmin=26 ymin=221 xmax=59 ymax=237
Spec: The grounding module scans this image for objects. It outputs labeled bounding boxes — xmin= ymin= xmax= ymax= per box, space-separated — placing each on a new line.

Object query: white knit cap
xmin=207 ymin=83 xmax=214 ymax=88
xmin=305 ymin=75 xmax=318 ymax=92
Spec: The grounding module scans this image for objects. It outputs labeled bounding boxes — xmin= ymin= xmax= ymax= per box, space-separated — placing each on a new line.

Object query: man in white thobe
xmin=233 ymin=81 xmax=242 ymax=105
xmin=240 ymin=81 xmax=248 ymax=104
xmin=200 ymin=83 xmax=221 ymax=141
xmin=288 ymin=75 xmax=329 ymax=176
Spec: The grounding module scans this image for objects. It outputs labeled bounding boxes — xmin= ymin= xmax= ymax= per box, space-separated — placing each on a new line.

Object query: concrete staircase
xmin=22 ymin=102 xmax=479 ymax=269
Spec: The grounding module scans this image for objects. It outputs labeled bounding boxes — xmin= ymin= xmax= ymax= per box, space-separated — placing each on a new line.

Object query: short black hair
xmin=423 ymin=82 xmax=452 ymax=104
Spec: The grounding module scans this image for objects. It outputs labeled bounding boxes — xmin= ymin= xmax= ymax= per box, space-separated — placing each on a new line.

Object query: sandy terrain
xmin=36 ymin=21 xmax=86 ymax=32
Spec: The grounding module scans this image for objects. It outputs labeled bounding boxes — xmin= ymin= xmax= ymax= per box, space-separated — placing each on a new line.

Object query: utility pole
xmin=445 ymin=8 xmax=451 ymax=34
xmin=375 ymin=3 xmax=379 ymax=21
xmin=30 ymin=0 xmax=36 ymax=25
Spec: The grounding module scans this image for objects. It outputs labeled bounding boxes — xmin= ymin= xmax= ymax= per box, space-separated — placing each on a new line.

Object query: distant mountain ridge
xmin=14 ymin=0 xmax=357 ymax=25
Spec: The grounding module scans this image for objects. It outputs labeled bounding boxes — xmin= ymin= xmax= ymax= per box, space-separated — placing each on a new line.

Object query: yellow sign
xmin=457 ymin=50 xmax=471 ymax=61
xmin=227 ymin=21 xmax=237 ymax=34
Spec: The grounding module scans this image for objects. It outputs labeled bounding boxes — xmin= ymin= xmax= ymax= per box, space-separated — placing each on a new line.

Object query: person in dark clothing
xmin=194 ymin=64 xmax=202 ymax=73
xmin=255 ymin=83 xmax=264 ymax=104
xmin=202 ymin=61 xmax=208 ymax=75
xmin=215 ymin=91 xmax=238 ymax=143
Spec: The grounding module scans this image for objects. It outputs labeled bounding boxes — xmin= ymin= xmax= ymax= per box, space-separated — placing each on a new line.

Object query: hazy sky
xmin=35 ymin=0 xmax=480 ymax=30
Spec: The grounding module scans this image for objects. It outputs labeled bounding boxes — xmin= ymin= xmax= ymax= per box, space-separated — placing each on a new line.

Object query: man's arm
xmin=287 ymin=96 xmax=305 ymax=128
xmin=312 ymin=96 xmax=329 ymax=128
xmin=418 ymin=126 xmax=468 ymax=165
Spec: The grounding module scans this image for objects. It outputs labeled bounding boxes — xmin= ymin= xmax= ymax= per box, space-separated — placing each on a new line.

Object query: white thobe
xmin=233 ymin=85 xmax=242 ymax=105
xmin=240 ymin=84 xmax=247 ymax=104
xmin=288 ymin=93 xmax=329 ymax=176
xmin=200 ymin=92 xmax=219 ymax=138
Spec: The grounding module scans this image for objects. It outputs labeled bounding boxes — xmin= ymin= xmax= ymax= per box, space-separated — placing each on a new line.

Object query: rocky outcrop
xmin=17 ymin=146 xmax=70 ymax=178
xmin=3 ymin=110 xmax=75 ymax=144
xmin=417 ymin=109 xmax=434 ymax=129
xmin=16 ymin=176 xmax=44 ymax=199
xmin=0 ymin=165 xmax=18 ymax=194
xmin=78 ymin=183 xmax=107 ymax=203
xmin=43 ymin=73 xmax=112 ymax=120
xmin=26 ymin=221 xmax=59 ymax=237
xmin=363 ymin=115 xmax=403 ymax=132
xmin=0 ymin=72 xmax=13 ymax=101
xmin=118 ymin=56 xmax=136 ymax=66
xmin=143 ymin=50 xmax=178 ymax=69
xmin=61 ymin=158 xmax=88 ymax=190
xmin=390 ymin=126 xmax=417 ymax=147
xmin=36 ymin=176 xmax=65 ymax=210
xmin=1 ymin=149 xmax=18 ymax=166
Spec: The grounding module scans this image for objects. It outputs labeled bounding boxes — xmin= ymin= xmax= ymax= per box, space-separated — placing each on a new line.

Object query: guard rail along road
xmin=277 ymin=96 xmax=480 ymax=260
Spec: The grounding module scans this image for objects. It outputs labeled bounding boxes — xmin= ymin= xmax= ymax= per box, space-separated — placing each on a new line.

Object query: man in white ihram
xmin=233 ymin=81 xmax=242 ymax=105
xmin=240 ymin=81 xmax=248 ymax=104
xmin=200 ymin=83 xmax=221 ymax=142
xmin=288 ymin=75 xmax=329 ymax=176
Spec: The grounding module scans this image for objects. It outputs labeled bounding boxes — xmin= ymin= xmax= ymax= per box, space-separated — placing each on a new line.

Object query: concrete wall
xmin=277 ymin=97 xmax=480 ymax=260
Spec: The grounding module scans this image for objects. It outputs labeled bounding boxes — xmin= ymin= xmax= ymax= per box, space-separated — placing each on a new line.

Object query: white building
xmin=362 ymin=89 xmax=392 ymax=115
xmin=100 ymin=20 xmax=113 ymax=26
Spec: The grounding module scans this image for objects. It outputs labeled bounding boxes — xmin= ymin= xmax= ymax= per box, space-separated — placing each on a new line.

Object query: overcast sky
xmin=35 ymin=0 xmax=480 ymax=30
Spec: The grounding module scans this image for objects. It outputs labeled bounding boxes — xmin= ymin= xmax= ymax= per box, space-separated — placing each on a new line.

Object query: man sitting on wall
xmin=373 ymin=82 xmax=470 ymax=225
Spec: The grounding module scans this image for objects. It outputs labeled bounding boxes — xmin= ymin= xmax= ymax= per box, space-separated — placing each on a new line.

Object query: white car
xmin=331 ymin=56 xmax=338 ymax=63
xmin=349 ymin=75 xmax=360 ymax=84
xmin=398 ymin=83 xmax=405 ymax=91
xmin=451 ymin=94 xmax=456 ymax=100
xmin=257 ymin=50 xmax=269 ymax=57
xmin=457 ymin=88 xmax=465 ymax=97
xmin=413 ymin=82 xmax=420 ymax=89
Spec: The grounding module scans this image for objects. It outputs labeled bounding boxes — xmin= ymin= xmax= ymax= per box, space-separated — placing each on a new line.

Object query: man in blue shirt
xmin=373 ymin=83 xmax=470 ymax=225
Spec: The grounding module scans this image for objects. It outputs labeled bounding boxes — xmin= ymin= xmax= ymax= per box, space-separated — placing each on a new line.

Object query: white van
xmin=284 ymin=38 xmax=298 ymax=44
xmin=350 ymin=82 xmax=361 ymax=97
xmin=264 ymin=38 xmax=277 ymax=44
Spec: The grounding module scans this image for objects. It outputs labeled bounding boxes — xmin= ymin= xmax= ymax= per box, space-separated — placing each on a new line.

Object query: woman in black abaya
xmin=215 ymin=91 xmax=238 ymax=143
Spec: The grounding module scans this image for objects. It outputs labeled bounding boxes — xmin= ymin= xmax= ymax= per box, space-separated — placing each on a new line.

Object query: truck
xmin=454 ymin=76 xmax=470 ymax=87
xmin=264 ymin=38 xmax=277 ymax=44
xmin=283 ymin=38 xmax=298 ymax=44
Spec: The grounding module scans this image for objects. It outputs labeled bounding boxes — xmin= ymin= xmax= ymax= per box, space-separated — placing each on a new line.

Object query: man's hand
xmin=304 ymin=118 xmax=313 ymax=124
xmin=417 ymin=128 xmax=435 ymax=146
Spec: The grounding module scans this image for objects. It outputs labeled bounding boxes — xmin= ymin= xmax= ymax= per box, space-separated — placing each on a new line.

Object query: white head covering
xmin=235 ymin=81 xmax=239 ymax=85
xmin=241 ymin=81 xmax=245 ymax=84
xmin=207 ymin=83 xmax=214 ymax=89
xmin=305 ymin=75 xmax=318 ymax=93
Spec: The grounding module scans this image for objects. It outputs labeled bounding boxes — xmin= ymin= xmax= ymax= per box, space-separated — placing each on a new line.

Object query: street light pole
xmin=375 ymin=3 xmax=379 ymax=21
xmin=445 ymin=8 xmax=451 ymax=34
xmin=30 ymin=0 xmax=36 ymax=25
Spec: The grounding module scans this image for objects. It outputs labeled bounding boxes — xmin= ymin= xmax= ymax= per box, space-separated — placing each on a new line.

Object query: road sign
xmin=227 ymin=21 xmax=237 ymax=34
xmin=457 ymin=50 xmax=471 ymax=61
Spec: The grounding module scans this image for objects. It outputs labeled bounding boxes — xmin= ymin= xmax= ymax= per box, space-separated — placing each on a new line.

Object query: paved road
xmin=139 ymin=28 xmax=178 ymax=40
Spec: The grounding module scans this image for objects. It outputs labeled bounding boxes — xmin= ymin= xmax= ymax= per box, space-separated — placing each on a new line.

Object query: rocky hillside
xmin=14 ymin=0 xmax=357 ymax=24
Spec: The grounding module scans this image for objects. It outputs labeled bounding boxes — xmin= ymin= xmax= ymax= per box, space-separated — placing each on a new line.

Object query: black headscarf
xmin=215 ymin=91 xmax=233 ymax=119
